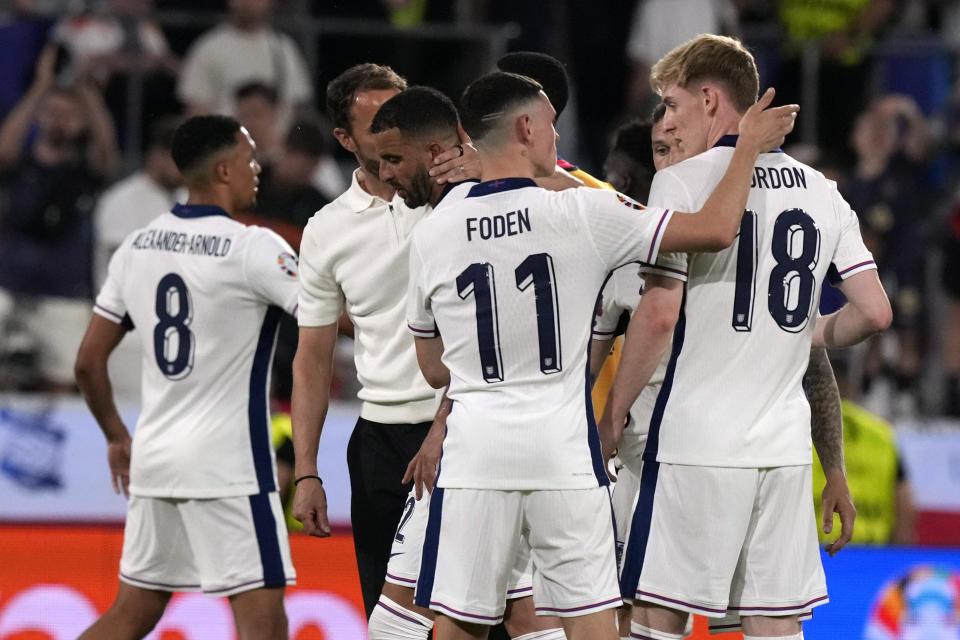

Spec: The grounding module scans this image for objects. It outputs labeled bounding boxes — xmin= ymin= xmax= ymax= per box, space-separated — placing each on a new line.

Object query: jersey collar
xmin=713 ymin=134 xmax=782 ymax=153
xmin=436 ymin=179 xmax=479 ymax=206
xmin=467 ymin=177 xmax=537 ymax=198
xmin=171 ymin=203 xmax=230 ymax=219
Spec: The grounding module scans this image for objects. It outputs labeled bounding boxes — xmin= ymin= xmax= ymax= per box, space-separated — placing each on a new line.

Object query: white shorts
xmin=415 ymin=487 xmax=621 ymax=624
xmin=119 ymin=492 xmax=296 ymax=597
xmin=610 ymin=459 xmax=642 ymax=574
xmin=386 ymin=488 xmax=534 ymax=599
xmin=620 ymin=463 xmax=827 ymax=619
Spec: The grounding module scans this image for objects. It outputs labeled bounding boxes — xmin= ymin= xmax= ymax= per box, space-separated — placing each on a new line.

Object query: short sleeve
xmin=242 ymin=228 xmax=300 ymax=315
xmin=406 ymin=236 xmax=439 ymax=338
xmin=642 ymin=169 xmax=691 ymax=280
xmin=575 ymin=189 xmax=673 ymax=272
xmin=94 ymin=242 xmax=130 ymax=326
xmin=826 ymin=190 xmax=877 ymax=285
xmin=639 ymin=253 xmax=688 ymax=282
xmin=297 ymin=217 xmax=345 ymax=326
xmin=594 ymin=265 xmax=641 ymax=338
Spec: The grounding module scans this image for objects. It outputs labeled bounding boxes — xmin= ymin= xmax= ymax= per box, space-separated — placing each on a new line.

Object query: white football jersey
xmin=95 ymin=204 xmax=300 ymax=498
xmin=593 ymin=256 xmax=687 ymax=471
xmin=407 ymin=178 xmax=673 ymax=490
xmin=645 ymin=138 xmax=875 ymax=467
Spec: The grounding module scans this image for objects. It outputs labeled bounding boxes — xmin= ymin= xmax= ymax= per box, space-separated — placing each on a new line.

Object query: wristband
xmin=294 ymin=474 xmax=323 ymax=486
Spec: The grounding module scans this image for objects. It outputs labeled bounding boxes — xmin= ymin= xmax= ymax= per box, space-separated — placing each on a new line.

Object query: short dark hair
xmin=171 ymin=115 xmax=241 ymax=176
xmin=285 ymin=116 xmax=328 ymax=157
xmin=460 ymin=71 xmax=544 ymax=142
xmin=612 ymin=119 xmax=656 ymax=176
xmin=369 ymin=86 xmax=459 ymax=140
xmin=235 ymin=81 xmax=278 ymax=106
xmin=325 ymin=63 xmax=407 ymax=132
xmin=652 ymin=102 xmax=666 ymax=124
xmin=496 ymin=51 xmax=569 ymax=117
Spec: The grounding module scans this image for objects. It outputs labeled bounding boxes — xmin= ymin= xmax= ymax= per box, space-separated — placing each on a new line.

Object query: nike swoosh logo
xmin=390 ymin=552 xmax=403 ymax=558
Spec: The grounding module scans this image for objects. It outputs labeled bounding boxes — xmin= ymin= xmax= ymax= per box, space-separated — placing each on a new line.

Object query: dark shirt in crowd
xmin=0 ymin=150 xmax=102 ymax=299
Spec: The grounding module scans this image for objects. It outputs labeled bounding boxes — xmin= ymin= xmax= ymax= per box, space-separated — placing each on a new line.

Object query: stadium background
xmin=2 ymin=1 xmax=960 ymax=638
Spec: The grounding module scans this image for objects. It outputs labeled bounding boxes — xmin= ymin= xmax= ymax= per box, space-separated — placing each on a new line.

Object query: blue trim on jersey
xmin=713 ymin=134 xmax=782 ymax=153
xmin=437 ymin=179 xmax=479 ymax=206
xmin=619 ymin=291 xmax=687 ymax=599
xmin=249 ymin=306 xmax=282 ymax=493
xmin=467 ymin=177 xmax=537 ymax=198
xmin=414 ymin=487 xmax=445 ymax=609
xmin=249 ymin=491 xmax=286 ymax=587
xmin=585 ymin=274 xmax=615 ymax=487
xmin=171 ymin=203 xmax=231 ymax=219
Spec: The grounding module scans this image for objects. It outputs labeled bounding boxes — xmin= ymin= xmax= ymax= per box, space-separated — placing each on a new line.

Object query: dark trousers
xmin=347 ymin=416 xmax=431 ymax=618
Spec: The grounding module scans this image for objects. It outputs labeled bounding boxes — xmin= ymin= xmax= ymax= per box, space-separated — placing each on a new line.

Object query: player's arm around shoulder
xmin=660 ymin=88 xmax=799 ymax=253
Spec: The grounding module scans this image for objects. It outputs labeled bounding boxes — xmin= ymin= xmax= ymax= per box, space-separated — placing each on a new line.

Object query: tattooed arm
xmin=804 ymin=347 xmax=856 ymax=555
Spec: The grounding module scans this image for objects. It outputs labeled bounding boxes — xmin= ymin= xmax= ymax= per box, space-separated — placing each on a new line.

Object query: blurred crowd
xmin=1 ymin=0 xmax=960 ymax=421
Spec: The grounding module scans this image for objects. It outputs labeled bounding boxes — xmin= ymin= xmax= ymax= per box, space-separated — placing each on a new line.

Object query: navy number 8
xmin=153 ymin=273 xmax=195 ymax=379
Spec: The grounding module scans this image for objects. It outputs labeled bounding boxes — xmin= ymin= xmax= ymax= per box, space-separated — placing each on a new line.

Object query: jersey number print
xmin=732 ymin=208 xmax=821 ymax=333
xmin=457 ymin=253 xmax=562 ymax=382
xmin=153 ymin=273 xmax=195 ymax=379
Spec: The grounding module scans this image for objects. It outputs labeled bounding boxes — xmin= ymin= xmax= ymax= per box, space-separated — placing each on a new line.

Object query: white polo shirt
xmin=299 ymin=170 xmax=446 ymax=424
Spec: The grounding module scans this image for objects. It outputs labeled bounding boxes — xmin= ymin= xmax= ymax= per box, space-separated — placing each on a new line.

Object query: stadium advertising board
xmin=0 ymin=394 xmax=356 ymax=527
xmin=0 ymin=527 xmax=958 ymax=639
xmin=0 ymin=526 xmax=366 ymax=639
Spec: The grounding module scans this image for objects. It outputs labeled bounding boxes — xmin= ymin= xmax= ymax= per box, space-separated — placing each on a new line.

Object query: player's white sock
xmin=367 ymin=595 xmax=432 ymax=640
xmin=629 ymin=621 xmax=685 ymax=640
xmin=743 ymin=633 xmax=803 ymax=640
xmin=512 ymin=630 xmax=566 ymax=640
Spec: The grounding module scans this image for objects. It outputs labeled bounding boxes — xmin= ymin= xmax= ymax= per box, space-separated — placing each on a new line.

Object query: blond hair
xmin=650 ymin=34 xmax=759 ymax=113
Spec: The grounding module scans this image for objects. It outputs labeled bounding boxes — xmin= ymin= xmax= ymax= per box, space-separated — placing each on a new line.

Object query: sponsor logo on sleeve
xmin=615 ymin=193 xmax=645 ymax=211
xmin=278 ymin=252 xmax=299 ymax=278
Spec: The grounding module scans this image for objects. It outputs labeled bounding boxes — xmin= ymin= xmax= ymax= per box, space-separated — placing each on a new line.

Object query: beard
xmin=398 ymin=169 xmax=433 ymax=209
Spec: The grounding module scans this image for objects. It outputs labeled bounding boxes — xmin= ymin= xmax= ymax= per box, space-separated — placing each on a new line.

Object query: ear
xmin=701 ymin=84 xmax=720 ymax=117
xmin=333 ymin=127 xmax=357 ymax=153
xmin=214 ymin=158 xmax=231 ymax=184
xmin=426 ymin=141 xmax=445 ymax=162
xmin=515 ymin=113 xmax=534 ymax=145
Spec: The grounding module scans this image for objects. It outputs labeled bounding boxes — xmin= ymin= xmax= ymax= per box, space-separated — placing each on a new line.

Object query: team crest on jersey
xmin=616 ymin=193 xmax=645 ymax=211
xmin=277 ymin=252 xmax=298 ymax=278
